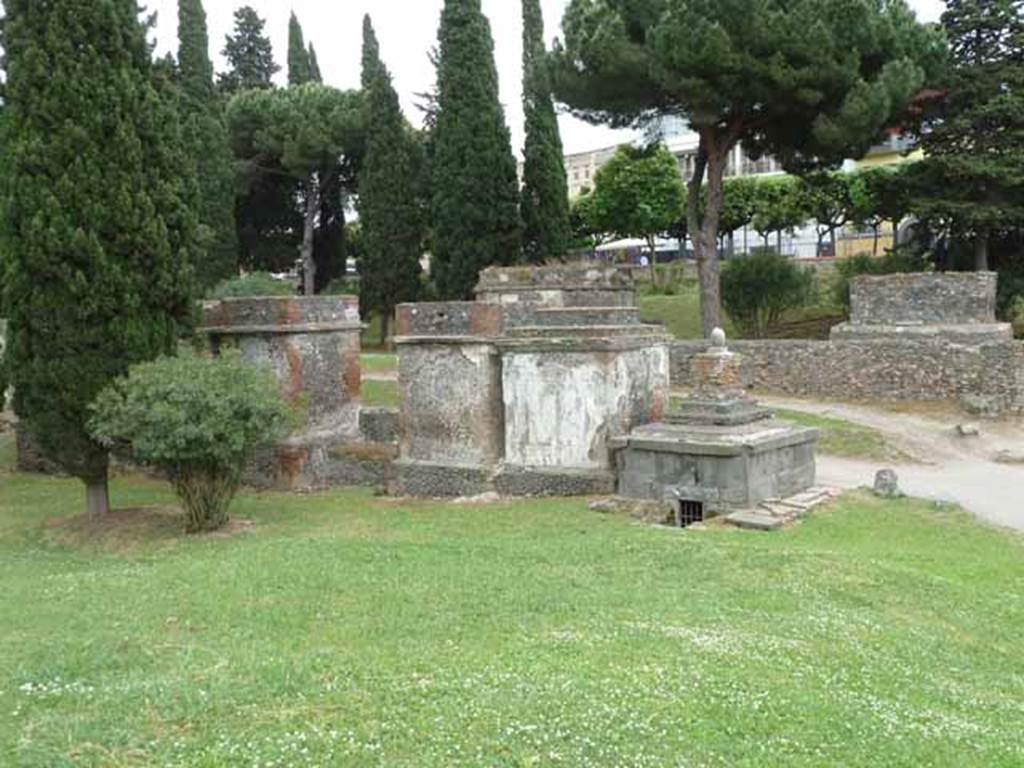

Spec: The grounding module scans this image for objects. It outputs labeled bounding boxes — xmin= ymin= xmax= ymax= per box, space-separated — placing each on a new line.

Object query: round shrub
xmin=721 ymin=250 xmax=813 ymax=338
xmin=89 ymin=351 xmax=293 ymax=533
xmin=209 ymin=272 xmax=296 ymax=299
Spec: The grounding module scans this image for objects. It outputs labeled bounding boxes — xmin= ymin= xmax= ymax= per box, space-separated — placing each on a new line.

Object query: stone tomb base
xmin=613 ymin=418 xmax=818 ymax=516
xmin=613 ymin=335 xmax=818 ymax=520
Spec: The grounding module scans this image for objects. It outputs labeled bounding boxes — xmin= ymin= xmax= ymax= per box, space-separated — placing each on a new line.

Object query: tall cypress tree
xmin=359 ymin=20 xmax=427 ymax=342
xmin=520 ymin=0 xmax=571 ymax=263
xmin=431 ymin=0 xmax=522 ymax=299
xmin=178 ymin=0 xmax=238 ymax=288
xmin=361 ymin=15 xmax=381 ymax=90
xmin=308 ymin=44 xmax=322 ymax=83
xmin=1 ymin=0 xmax=198 ymax=515
xmin=218 ymin=6 xmax=279 ymax=94
xmin=288 ymin=12 xmax=312 ymax=86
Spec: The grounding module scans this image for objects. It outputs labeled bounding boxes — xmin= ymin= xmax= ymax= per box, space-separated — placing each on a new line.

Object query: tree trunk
xmin=872 ymin=225 xmax=880 ymax=257
xmin=974 ymin=231 xmax=990 ymax=271
xmin=380 ymin=311 xmax=391 ymax=347
xmin=85 ymin=477 xmax=110 ymax=517
xmin=302 ymin=174 xmax=320 ymax=296
xmin=830 ymin=227 xmax=837 ymax=258
xmin=687 ymin=132 xmax=730 ymax=337
xmin=727 ymin=231 xmax=735 ymax=259
xmin=776 ymin=230 xmax=782 ymax=255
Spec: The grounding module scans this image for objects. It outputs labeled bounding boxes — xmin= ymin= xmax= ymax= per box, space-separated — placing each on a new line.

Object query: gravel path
xmin=760 ymin=396 xmax=1024 ymax=531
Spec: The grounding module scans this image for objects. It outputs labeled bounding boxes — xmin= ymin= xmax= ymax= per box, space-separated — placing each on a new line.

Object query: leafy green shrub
xmin=89 ymin=351 xmax=293 ymax=533
xmin=721 ymin=250 xmax=813 ymax=338
xmin=209 ymin=272 xmax=295 ymax=299
xmin=832 ymin=251 xmax=930 ymax=313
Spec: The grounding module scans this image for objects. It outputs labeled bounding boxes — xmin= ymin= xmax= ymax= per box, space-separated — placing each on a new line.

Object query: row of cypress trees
xmin=430 ymin=0 xmax=572 ymax=299
xmin=0 ymin=0 xmax=574 ymax=515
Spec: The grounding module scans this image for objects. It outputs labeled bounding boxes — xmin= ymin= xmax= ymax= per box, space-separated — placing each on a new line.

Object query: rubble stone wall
xmin=671 ymin=338 xmax=1024 ymax=414
xmin=848 ymin=272 xmax=999 ymax=326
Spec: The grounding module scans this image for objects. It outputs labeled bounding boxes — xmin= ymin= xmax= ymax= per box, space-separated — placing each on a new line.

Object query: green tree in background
xmin=361 ymin=15 xmax=381 ymax=91
xmin=288 ymin=12 xmax=312 ymax=86
xmin=800 ymin=173 xmax=854 ymax=257
xmin=178 ymin=0 xmax=238 ymax=288
xmin=750 ymin=176 xmax=808 ymax=253
xmin=431 ymin=0 xmax=522 ymax=299
xmin=912 ymin=0 xmax=1024 ymax=270
xmin=520 ymin=0 xmax=571 ymax=263
xmin=1 ymin=0 xmax=198 ymax=516
xmin=551 ymin=0 xmax=944 ymax=335
xmin=227 ymin=84 xmax=364 ymax=296
xmin=218 ymin=6 xmax=279 ymax=94
xmin=590 ymin=145 xmax=685 ymax=286
xmin=850 ymin=165 xmax=914 ymax=256
xmin=359 ymin=19 xmax=428 ymax=344
xmin=308 ymin=44 xmax=322 ymax=83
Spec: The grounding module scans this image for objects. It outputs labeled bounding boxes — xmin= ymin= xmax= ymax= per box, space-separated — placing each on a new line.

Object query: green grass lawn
xmin=774 ymin=408 xmax=909 ymax=462
xmin=2 ymin=448 xmax=1023 ymax=766
xmin=639 ymin=279 xmax=843 ymax=340
xmin=360 ymin=353 xmax=398 ymax=374
xmin=361 ymin=378 xmax=400 ymax=409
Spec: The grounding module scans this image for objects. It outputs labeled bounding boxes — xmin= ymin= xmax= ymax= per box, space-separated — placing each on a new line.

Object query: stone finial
xmin=710 ymin=327 xmax=727 ymax=349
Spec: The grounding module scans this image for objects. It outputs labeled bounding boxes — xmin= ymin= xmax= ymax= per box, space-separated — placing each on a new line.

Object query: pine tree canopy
xmin=431 ymin=0 xmax=522 ymax=299
xmin=550 ymin=0 xmax=943 ymax=334
xmin=288 ymin=12 xmax=313 ymax=86
xmin=521 ymin=0 xmax=572 ymax=262
xmin=218 ymin=6 xmax=279 ymax=94
xmin=359 ymin=31 xmax=427 ymax=339
xmin=178 ymin=0 xmax=238 ymax=289
xmin=910 ymin=0 xmax=1024 ymax=262
xmin=227 ymin=84 xmax=365 ymax=292
xmin=1 ymin=0 xmax=199 ymax=502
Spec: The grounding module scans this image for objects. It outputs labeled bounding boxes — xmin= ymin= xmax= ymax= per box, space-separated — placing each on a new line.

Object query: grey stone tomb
xmin=830 ymin=272 xmax=1013 ymax=345
xmin=392 ymin=265 xmax=672 ymax=497
xmin=613 ymin=330 xmax=819 ymax=522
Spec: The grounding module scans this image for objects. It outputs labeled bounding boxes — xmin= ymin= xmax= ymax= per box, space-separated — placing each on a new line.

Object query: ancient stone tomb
xmin=393 ymin=266 xmax=673 ymax=497
xmin=614 ymin=330 xmax=819 ymax=520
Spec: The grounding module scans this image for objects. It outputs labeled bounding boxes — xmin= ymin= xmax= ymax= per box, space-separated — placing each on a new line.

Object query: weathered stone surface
xmin=494 ymin=466 xmax=616 ymax=497
xmin=475 ymin=264 xmax=637 ymax=308
xmin=995 ymin=449 xmax=1024 ymax=465
xmin=727 ymin=511 xmax=786 ymax=531
xmin=359 ymin=408 xmax=400 ymax=444
xmin=832 ymin=272 xmax=1012 ymax=344
xmin=394 ymin=302 xmax=504 ymax=338
xmin=501 ymin=341 xmax=670 ymax=473
xmin=397 ymin=341 xmax=504 ymax=468
xmin=201 ymin=296 xmax=364 ymax=490
xmin=394 ymin=265 xmax=671 ymax=499
xmin=849 ymin=272 xmax=1000 ymax=326
xmin=670 ymin=338 xmax=1024 ymax=416
xmin=955 ymin=423 xmax=980 ymax=438
xmin=391 ymin=460 xmax=496 ymax=498
xmin=873 ymin=469 xmax=902 ymax=498
xmin=615 ymin=420 xmax=818 ymax=513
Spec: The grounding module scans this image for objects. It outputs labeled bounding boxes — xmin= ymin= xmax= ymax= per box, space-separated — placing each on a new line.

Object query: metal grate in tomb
xmin=674 ymin=500 xmax=705 ymax=528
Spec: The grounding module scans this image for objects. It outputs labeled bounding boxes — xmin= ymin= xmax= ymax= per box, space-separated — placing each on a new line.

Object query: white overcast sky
xmin=145 ymin=0 xmax=947 ymax=156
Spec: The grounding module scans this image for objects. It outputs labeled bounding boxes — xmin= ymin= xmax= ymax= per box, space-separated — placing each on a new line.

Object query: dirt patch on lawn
xmin=44 ymin=507 xmax=256 ymax=550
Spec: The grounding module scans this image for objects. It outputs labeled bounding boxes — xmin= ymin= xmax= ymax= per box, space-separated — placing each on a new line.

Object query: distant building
xmin=559 ymin=120 xmax=918 ymax=261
